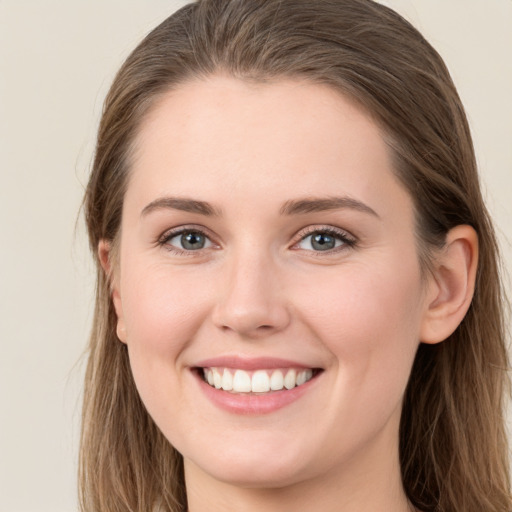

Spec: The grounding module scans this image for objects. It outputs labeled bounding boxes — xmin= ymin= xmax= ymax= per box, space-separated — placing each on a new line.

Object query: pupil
xmin=312 ymin=233 xmax=335 ymax=251
xmin=181 ymin=232 xmax=205 ymax=250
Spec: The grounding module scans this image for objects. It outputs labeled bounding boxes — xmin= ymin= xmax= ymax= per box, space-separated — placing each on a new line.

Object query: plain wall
xmin=0 ymin=1 xmax=510 ymax=510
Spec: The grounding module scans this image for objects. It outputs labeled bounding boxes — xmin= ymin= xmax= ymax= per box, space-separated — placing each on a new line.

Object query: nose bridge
xmin=212 ymin=242 xmax=290 ymax=336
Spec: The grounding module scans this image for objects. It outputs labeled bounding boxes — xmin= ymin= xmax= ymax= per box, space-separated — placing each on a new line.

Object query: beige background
xmin=0 ymin=1 xmax=510 ymax=511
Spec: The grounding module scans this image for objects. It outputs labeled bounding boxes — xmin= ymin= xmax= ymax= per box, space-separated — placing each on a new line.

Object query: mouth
xmin=192 ymin=356 xmax=324 ymax=414
xmin=196 ymin=367 xmax=322 ymax=394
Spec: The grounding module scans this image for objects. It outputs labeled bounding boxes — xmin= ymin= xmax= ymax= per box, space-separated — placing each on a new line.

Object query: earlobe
xmin=98 ymin=239 xmax=127 ymax=344
xmin=420 ymin=225 xmax=478 ymax=344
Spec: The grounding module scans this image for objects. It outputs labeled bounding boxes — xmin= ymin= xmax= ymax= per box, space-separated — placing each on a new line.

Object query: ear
xmin=420 ymin=225 xmax=478 ymax=344
xmin=98 ymin=239 xmax=127 ymax=344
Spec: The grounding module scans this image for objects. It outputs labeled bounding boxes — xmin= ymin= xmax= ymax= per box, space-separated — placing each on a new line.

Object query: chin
xmin=184 ymin=439 xmax=317 ymax=489
xmin=205 ymin=462 xmax=308 ymax=489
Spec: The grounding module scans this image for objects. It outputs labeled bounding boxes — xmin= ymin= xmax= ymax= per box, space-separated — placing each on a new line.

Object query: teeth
xmin=221 ymin=369 xmax=233 ymax=391
xmin=252 ymin=370 xmax=270 ymax=393
xmin=233 ymin=369 xmax=252 ymax=392
xmin=202 ymin=367 xmax=315 ymax=393
xmin=270 ymin=370 xmax=284 ymax=390
xmin=296 ymin=370 xmax=308 ymax=386
xmin=213 ymin=370 xmax=222 ymax=389
xmin=284 ymin=369 xmax=296 ymax=390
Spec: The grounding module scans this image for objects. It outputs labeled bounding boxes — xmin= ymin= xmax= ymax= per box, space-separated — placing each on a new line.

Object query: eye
xmin=295 ymin=228 xmax=355 ymax=252
xmin=162 ymin=229 xmax=213 ymax=252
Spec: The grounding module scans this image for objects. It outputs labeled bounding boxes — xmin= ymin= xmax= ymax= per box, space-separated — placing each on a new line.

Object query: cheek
xmin=118 ymin=261 xmax=214 ymax=409
xmin=294 ymin=257 xmax=424 ymax=404
xmin=300 ymin=259 xmax=422 ymax=337
xmin=117 ymin=261 xmax=214 ymax=435
xmin=121 ymin=261 xmax=210 ymax=352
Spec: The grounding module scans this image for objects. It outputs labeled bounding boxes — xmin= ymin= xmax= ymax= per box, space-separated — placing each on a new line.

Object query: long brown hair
xmin=81 ymin=1 xmax=511 ymax=510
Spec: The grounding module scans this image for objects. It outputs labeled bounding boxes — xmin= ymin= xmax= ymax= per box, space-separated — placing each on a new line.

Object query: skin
xmin=101 ymin=76 xmax=478 ymax=512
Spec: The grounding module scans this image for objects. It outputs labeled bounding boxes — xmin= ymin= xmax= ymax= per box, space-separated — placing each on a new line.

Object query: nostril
xmin=212 ymin=287 xmax=292 ymax=336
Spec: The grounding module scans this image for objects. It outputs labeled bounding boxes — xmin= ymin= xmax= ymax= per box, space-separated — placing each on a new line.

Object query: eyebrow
xmin=279 ymin=196 xmax=380 ymax=218
xmin=140 ymin=195 xmax=379 ymax=219
xmin=141 ymin=197 xmax=221 ymax=217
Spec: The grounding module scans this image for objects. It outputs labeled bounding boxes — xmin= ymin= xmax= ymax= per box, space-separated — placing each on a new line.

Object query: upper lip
xmin=194 ymin=356 xmax=319 ymax=371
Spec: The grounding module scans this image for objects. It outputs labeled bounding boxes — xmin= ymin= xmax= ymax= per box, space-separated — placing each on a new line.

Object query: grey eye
xmin=182 ymin=232 xmax=205 ymax=250
xmin=168 ymin=231 xmax=212 ymax=251
xmin=297 ymin=231 xmax=345 ymax=251
xmin=310 ymin=233 xmax=336 ymax=251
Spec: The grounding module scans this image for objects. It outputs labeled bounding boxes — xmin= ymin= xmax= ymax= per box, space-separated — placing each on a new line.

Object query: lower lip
xmin=194 ymin=370 xmax=321 ymax=415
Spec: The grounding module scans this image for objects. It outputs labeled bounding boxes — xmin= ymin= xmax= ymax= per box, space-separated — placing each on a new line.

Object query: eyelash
xmin=158 ymin=225 xmax=215 ymax=256
xmin=157 ymin=225 xmax=357 ymax=256
xmin=292 ymin=226 xmax=357 ymax=255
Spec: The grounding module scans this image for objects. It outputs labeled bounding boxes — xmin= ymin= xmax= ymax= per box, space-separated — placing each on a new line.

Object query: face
xmin=110 ymin=76 xmax=432 ymax=489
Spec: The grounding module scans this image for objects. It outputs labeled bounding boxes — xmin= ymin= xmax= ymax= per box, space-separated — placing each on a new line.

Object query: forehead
xmin=126 ymin=75 xmax=412 ymax=220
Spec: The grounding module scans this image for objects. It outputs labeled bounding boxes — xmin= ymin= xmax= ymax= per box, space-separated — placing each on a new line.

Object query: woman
xmin=80 ymin=0 xmax=511 ymax=511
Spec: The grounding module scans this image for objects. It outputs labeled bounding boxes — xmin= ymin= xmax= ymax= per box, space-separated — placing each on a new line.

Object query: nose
xmin=212 ymin=251 xmax=291 ymax=338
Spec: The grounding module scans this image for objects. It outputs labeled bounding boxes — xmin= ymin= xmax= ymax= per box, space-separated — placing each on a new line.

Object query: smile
xmin=193 ymin=357 xmax=323 ymax=414
xmin=202 ymin=367 xmax=315 ymax=393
